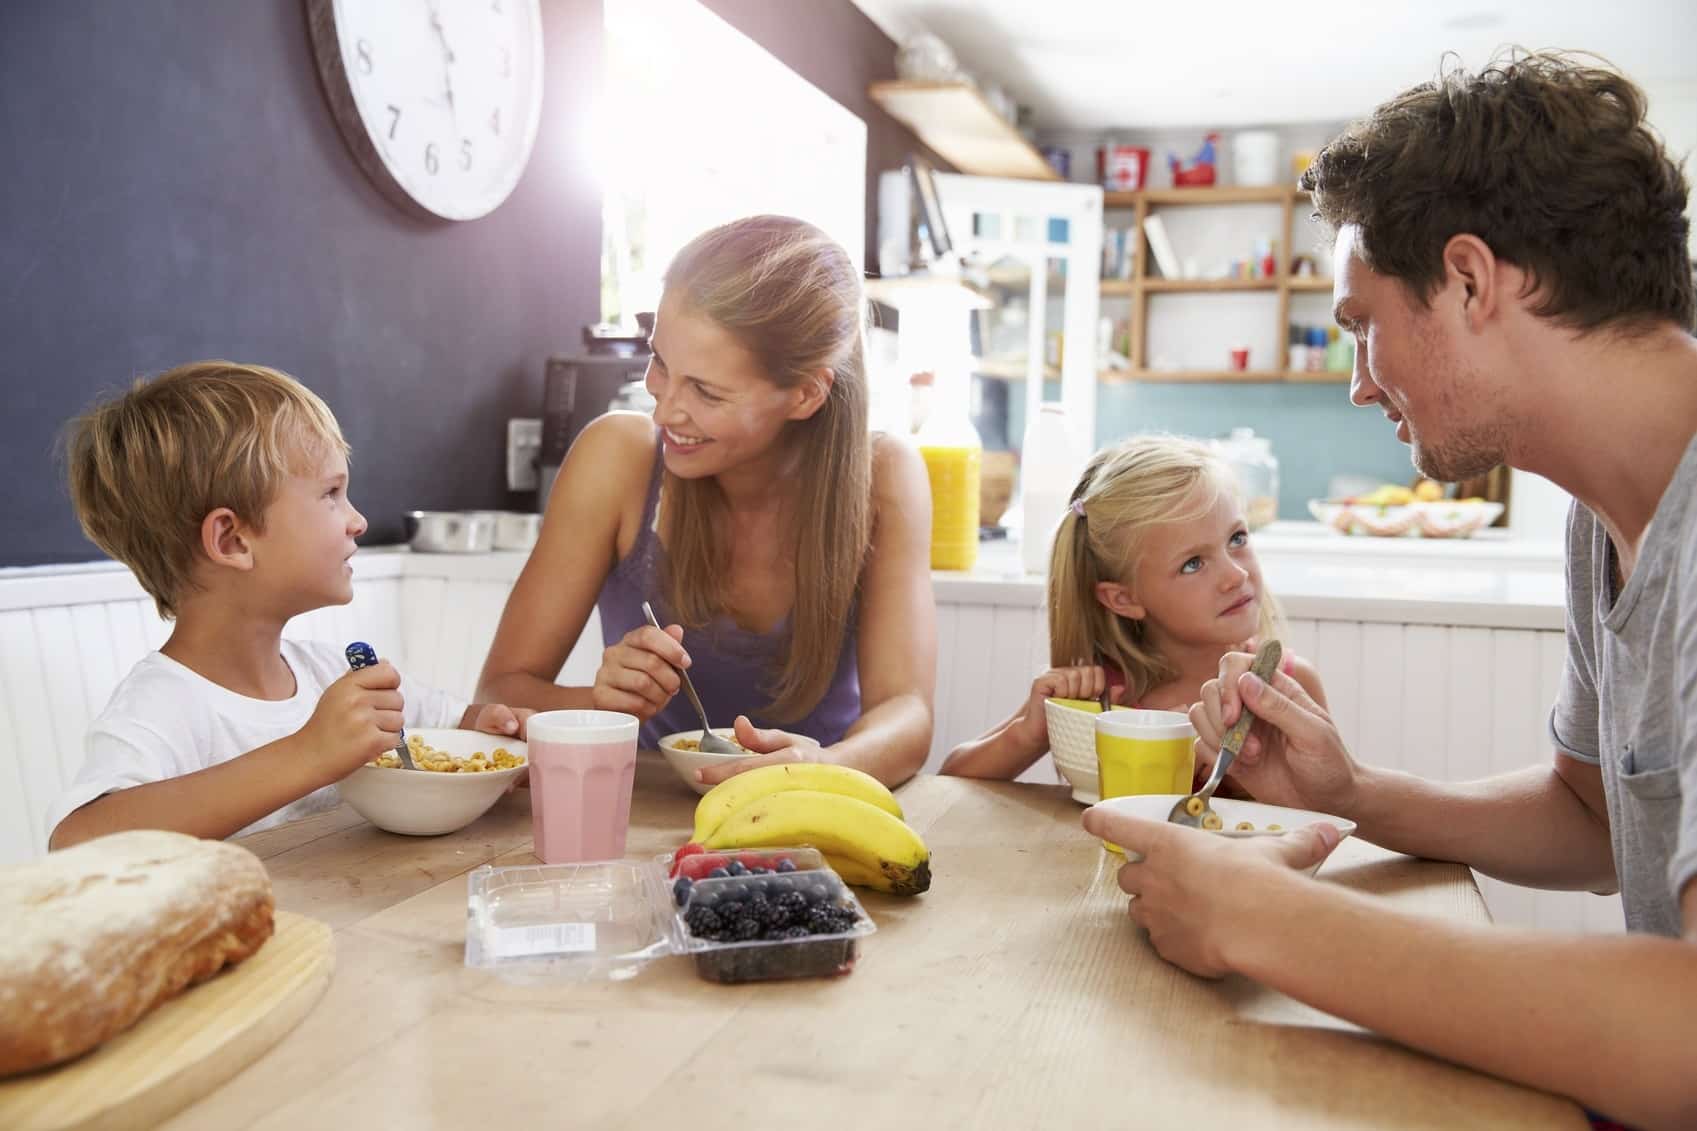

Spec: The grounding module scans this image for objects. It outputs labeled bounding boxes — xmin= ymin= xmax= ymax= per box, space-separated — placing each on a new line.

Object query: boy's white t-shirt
xmin=46 ymin=640 xmax=467 ymax=846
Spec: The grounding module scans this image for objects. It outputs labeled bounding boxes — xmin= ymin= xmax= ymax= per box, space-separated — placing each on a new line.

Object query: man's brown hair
xmin=1302 ymin=50 xmax=1694 ymax=333
xmin=65 ymin=361 xmax=348 ymax=618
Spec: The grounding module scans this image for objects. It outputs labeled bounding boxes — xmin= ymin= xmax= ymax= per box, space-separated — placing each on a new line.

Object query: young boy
xmin=47 ymin=361 xmax=526 ymax=849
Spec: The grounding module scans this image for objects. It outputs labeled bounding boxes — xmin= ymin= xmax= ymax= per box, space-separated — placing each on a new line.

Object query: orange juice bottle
xmin=916 ymin=408 xmax=982 ymax=571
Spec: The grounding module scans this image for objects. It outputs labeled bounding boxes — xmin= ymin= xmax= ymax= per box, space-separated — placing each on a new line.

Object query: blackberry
xmin=771 ymin=925 xmax=812 ymax=941
xmin=753 ymin=899 xmax=792 ymax=931
xmin=716 ymin=900 xmax=745 ymax=922
xmin=805 ymin=905 xmax=858 ymax=935
xmin=775 ymin=891 xmax=808 ymax=922
xmin=731 ymin=917 xmax=761 ymax=941
xmin=683 ymin=905 xmax=723 ymax=938
xmin=672 ymin=876 xmax=693 ymax=907
xmin=775 ymin=858 xmax=797 ymax=873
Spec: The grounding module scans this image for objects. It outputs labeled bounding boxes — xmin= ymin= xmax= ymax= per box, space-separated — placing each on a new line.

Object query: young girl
xmin=941 ymin=435 xmax=1327 ymax=781
xmin=477 ymin=216 xmax=936 ymax=787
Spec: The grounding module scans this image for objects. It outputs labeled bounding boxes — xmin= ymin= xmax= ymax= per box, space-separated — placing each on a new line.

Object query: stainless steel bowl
xmin=489 ymin=511 xmax=542 ymax=552
xmin=404 ymin=511 xmax=495 ymax=553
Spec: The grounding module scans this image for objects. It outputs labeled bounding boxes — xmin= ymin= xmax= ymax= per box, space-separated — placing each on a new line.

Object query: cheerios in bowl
xmin=340 ymin=728 xmax=528 ymax=836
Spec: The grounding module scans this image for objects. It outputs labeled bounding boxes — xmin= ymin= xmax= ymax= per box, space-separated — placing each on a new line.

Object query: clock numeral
xmin=424 ymin=142 xmax=439 ymax=175
xmin=386 ymin=104 xmax=401 ymax=140
xmin=355 ymin=39 xmax=374 ymax=75
xmin=459 ymin=139 xmax=473 ymax=171
xmin=499 ymin=47 xmax=511 ymax=78
xmin=490 ymin=107 xmax=501 ymax=136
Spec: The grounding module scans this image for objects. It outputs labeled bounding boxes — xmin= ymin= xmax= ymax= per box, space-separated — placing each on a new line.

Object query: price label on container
xmin=488 ymin=922 xmax=598 ymax=959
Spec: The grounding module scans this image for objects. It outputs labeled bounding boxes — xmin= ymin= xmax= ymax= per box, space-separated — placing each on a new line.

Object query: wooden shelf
xmin=1100 ymin=279 xmax=1136 ymax=296
xmin=868 ymin=81 xmax=1059 ymax=181
xmin=864 ymin=274 xmax=994 ymax=311
xmin=1104 ymin=186 xmax=1306 ymax=209
xmin=1141 ymin=278 xmax=1278 ymax=294
xmin=1283 ymin=368 xmax=1351 ymax=383
xmin=1126 ymin=369 xmax=1289 ymax=383
xmin=1287 ymin=276 xmax=1335 ymax=292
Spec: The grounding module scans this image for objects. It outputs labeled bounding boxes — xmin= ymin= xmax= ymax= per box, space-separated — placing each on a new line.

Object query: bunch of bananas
xmin=689 ymin=764 xmax=931 ymax=895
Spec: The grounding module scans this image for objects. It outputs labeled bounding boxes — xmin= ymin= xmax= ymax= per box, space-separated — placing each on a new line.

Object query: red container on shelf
xmin=1097 ymin=145 xmax=1150 ymax=191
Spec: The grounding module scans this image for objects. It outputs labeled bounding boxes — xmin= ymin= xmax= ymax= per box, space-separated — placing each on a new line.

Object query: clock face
xmin=314 ymin=0 xmax=544 ymax=221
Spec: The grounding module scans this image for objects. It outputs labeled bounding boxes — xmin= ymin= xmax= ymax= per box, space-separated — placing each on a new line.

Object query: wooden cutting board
xmin=0 ymin=911 xmax=333 ymax=1131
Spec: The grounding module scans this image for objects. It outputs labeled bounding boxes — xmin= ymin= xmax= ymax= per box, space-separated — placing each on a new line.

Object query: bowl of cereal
xmin=339 ymin=728 xmax=528 ymax=836
xmin=1086 ymin=794 xmax=1357 ymax=876
xmin=659 ymin=729 xmax=753 ymax=795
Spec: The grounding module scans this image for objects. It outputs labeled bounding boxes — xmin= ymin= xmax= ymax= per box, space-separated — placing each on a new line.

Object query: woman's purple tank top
xmin=595 ymin=446 xmax=861 ymax=749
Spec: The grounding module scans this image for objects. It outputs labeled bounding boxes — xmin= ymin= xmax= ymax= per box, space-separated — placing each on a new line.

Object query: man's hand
xmin=1082 ymin=805 xmax=1342 ymax=977
xmin=1190 ymin=657 xmax=1362 ymax=816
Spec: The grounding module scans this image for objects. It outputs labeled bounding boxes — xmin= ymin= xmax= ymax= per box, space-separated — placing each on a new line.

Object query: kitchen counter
xmin=154 ymin=759 xmax=1582 ymax=1130
xmin=933 ymin=526 xmax=1567 ymax=631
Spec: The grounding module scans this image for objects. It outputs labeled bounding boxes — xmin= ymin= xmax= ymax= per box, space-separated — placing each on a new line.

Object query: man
xmin=1083 ymin=51 xmax=1697 ymax=1130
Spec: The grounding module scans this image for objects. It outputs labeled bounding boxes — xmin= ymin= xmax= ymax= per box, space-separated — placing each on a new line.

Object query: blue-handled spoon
xmin=345 ymin=641 xmax=417 ymax=770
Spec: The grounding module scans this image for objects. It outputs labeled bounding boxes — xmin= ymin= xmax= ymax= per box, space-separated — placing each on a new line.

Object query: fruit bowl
xmin=1307 ymin=498 xmax=1503 ymax=538
xmin=338 ymin=728 xmax=527 ymax=836
xmin=1086 ymin=795 xmax=1357 ymax=875
xmin=659 ymin=729 xmax=753 ymax=794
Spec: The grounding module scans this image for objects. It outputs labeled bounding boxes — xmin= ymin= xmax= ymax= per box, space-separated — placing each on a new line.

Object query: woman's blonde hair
xmin=1046 ymin=435 xmax=1281 ymax=701
xmin=65 ymin=361 xmax=348 ymax=618
xmin=658 ymin=215 xmax=871 ymax=722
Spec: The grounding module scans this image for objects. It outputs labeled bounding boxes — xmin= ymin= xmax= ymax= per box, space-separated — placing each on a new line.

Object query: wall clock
xmin=306 ymin=0 xmax=544 ymax=221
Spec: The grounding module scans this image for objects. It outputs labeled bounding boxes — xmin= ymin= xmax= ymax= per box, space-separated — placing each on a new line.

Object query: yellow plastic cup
xmin=1094 ymin=709 xmax=1195 ymax=854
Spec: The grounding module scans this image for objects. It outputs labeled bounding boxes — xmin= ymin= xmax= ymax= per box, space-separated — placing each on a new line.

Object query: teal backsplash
xmin=1002 ymin=380 xmax=1417 ymax=518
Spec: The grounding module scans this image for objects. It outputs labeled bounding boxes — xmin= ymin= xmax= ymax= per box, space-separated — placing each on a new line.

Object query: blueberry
xmin=707 ymin=867 xmax=729 ymax=879
xmin=672 ymin=876 xmax=693 ymax=907
xmin=776 ymin=859 xmax=797 ymax=873
xmin=726 ymin=861 xmax=748 ymax=876
xmin=750 ymin=866 xmax=771 ymax=875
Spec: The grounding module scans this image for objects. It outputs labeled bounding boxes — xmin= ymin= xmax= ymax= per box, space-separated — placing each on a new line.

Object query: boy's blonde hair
xmin=1047 ymin=435 xmax=1282 ymax=701
xmin=659 ymin=215 xmax=871 ymax=723
xmin=65 ymin=361 xmax=348 ymax=619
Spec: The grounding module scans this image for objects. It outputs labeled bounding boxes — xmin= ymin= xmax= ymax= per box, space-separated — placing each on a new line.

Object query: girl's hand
xmin=592 ymin=623 xmax=689 ymax=720
xmin=694 ymin=715 xmax=825 ymax=786
xmin=1013 ymin=665 xmax=1112 ymax=749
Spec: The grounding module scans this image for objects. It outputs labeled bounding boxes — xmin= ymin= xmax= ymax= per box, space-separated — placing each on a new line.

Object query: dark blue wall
xmin=0 ymin=0 xmax=604 ymax=565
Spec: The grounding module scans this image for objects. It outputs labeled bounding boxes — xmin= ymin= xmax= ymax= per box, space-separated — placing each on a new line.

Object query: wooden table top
xmin=161 ymin=754 xmax=1583 ymax=1129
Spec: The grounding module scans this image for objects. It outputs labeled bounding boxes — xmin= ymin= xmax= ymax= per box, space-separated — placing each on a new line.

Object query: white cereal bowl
xmin=1044 ymin=698 xmax=1107 ymax=803
xmin=1087 ymin=794 xmax=1357 ymax=876
xmin=658 ymin=729 xmax=753 ymax=795
xmin=338 ymin=728 xmax=528 ymax=836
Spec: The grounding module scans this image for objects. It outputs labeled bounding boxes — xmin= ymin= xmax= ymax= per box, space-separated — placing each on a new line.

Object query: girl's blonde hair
xmin=659 ymin=215 xmax=871 ymax=722
xmin=1046 ymin=435 xmax=1281 ymax=701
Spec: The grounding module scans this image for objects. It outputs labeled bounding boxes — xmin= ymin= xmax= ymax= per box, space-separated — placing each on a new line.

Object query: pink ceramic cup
xmin=525 ymin=709 xmax=640 ymax=864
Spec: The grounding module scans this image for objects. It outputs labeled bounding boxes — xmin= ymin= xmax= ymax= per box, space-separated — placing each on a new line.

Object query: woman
xmin=477 ymin=215 xmax=936 ymax=787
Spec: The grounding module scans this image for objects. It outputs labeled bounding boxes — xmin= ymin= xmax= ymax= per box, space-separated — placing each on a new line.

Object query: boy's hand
xmin=1014 ymin=665 xmax=1111 ymax=749
xmin=465 ymin=703 xmax=532 ymax=739
xmin=301 ymin=661 xmax=405 ymax=780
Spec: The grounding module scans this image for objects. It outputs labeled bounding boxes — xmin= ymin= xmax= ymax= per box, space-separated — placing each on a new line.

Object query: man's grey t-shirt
xmin=1549 ymin=431 xmax=1697 ymax=936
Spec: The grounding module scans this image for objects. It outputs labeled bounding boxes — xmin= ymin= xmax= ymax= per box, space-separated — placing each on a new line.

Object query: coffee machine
xmin=537 ymin=318 xmax=653 ymax=513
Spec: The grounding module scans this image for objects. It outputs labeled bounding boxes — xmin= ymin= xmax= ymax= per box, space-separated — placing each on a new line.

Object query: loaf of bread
xmin=0 ymin=830 xmax=275 ymax=1077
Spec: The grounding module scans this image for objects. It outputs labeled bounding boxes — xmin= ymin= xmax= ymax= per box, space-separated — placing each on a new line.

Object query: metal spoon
xmin=1169 ymin=639 xmax=1282 ymax=829
xmin=344 ymin=641 xmax=417 ymax=770
xmin=640 ymin=602 xmax=742 ymax=755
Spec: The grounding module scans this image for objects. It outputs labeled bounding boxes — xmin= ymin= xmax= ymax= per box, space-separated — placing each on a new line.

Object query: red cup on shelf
xmin=1228 ymin=347 xmax=1250 ymax=371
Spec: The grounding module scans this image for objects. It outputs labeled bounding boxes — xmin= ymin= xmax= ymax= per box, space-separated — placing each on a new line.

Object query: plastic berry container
xmin=464 ymin=846 xmax=875 ymax=985
xmin=665 ymin=849 xmax=877 ymax=984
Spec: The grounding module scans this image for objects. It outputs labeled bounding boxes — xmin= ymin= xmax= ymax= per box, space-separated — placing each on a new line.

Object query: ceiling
xmin=848 ymin=0 xmax=1697 ymax=130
